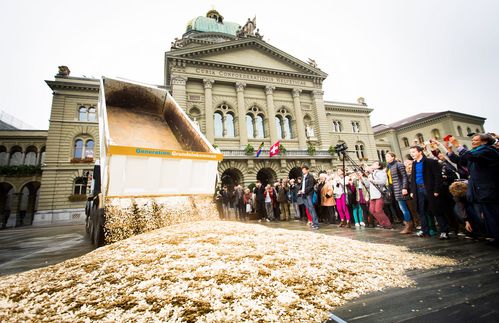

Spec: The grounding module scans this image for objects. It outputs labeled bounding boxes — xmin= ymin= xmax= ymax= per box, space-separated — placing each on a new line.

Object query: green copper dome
xmin=186 ymin=10 xmax=240 ymax=36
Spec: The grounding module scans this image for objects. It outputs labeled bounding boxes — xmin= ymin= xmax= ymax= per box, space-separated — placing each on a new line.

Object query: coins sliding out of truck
xmin=85 ymin=77 xmax=223 ymax=246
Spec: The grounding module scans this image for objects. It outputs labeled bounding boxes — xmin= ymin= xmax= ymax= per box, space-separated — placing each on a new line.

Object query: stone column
xmin=253 ymin=118 xmax=258 ymax=138
xmin=171 ymin=75 xmax=188 ymax=109
xmin=203 ymin=79 xmax=215 ymax=142
xmin=265 ymin=85 xmax=278 ymax=144
xmin=292 ymin=88 xmax=307 ymax=149
xmin=312 ymin=90 xmax=331 ymax=149
xmin=222 ymin=114 xmax=227 ymax=137
xmin=236 ymin=82 xmax=248 ymax=147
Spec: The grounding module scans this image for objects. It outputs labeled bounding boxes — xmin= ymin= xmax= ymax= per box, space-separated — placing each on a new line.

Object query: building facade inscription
xmin=191 ymin=67 xmax=311 ymax=87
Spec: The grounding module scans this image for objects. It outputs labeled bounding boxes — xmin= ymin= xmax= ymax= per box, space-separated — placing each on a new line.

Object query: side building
xmin=0 ymin=122 xmax=46 ymax=228
xmin=373 ymin=111 xmax=486 ymax=162
xmin=34 ymin=72 xmax=100 ymax=225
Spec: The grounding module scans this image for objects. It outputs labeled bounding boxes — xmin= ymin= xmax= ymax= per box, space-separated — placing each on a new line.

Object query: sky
xmin=1 ymin=0 xmax=498 ymax=132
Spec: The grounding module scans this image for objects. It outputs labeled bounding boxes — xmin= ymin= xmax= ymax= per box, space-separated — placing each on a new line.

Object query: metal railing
xmin=220 ymin=149 xmax=335 ymax=158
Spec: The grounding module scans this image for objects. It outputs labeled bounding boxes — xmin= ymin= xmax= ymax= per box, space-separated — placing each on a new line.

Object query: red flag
xmin=269 ymin=141 xmax=280 ymax=157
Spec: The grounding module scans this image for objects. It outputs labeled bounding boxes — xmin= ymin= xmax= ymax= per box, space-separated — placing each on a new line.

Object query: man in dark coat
xmin=450 ymin=134 xmax=499 ymax=242
xmin=299 ymin=164 xmax=319 ymax=229
xmin=410 ymin=145 xmax=449 ymax=239
xmin=253 ymin=181 xmax=266 ymax=222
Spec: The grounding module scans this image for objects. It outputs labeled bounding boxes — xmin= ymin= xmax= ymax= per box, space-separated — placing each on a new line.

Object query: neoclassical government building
xmin=2 ymin=9 xmax=485 ymax=227
xmin=165 ymin=10 xmax=377 ymax=188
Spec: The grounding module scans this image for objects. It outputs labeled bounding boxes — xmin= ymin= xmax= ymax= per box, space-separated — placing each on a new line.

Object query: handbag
xmin=382 ymin=186 xmax=394 ymax=204
xmin=245 ymin=203 xmax=252 ymax=213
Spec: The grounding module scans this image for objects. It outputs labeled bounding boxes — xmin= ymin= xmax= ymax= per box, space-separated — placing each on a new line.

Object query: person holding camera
xmin=447 ymin=133 xmax=499 ymax=243
xmin=366 ymin=161 xmax=392 ymax=229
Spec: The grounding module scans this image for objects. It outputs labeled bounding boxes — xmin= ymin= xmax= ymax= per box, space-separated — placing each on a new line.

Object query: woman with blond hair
xmin=263 ymin=184 xmax=277 ymax=221
xmin=320 ymin=173 xmax=336 ymax=224
xmin=404 ymin=159 xmax=419 ymax=228
xmin=386 ymin=152 xmax=413 ymax=233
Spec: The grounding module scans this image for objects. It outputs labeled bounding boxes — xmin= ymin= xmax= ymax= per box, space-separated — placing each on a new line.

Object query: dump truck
xmin=85 ymin=77 xmax=223 ymax=246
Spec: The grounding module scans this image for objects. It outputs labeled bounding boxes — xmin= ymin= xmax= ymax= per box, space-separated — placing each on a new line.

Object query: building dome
xmin=185 ymin=10 xmax=240 ymax=37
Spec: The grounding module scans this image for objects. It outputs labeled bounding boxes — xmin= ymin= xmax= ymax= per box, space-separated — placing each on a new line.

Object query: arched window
xmin=73 ymin=177 xmax=87 ymax=195
xmin=255 ymin=115 xmax=265 ymax=138
xmin=402 ymin=137 xmax=410 ymax=147
xmin=276 ymin=107 xmax=293 ymax=139
xmin=246 ymin=115 xmax=254 ymax=139
xmin=24 ymin=146 xmax=37 ymax=166
xmin=475 ymin=128 xmax=481 ymax=134
xmin=78 ymin=106 xmax=87 ymax=121
xmin=214 ymin=103 xmax=236 ymax=138
xmin=355 ymin=142 xmax=365 ymax=160
xmin=225 ymin=113 xmax=235 ymax=137
xmin=381 ymin=150 xmax=386 ymax=162
xmin=85 ymin=140 xmax=94 ymax=158
xmin=74 ymin=139 xmax=84 ymax=159
xmin=0 ymin=146 xmax=8 ymax=166
xmin=9 ymin=146 xmax=23 ymax=166
xmin=283 ymin=116 xmax=292 ymax=140
xmin=432 ymin=129 xmax=441 ymax=139
xmin=88 ymin=107 xmax=96 ymax=122
xmin=466 ymin=127 xmax=472 ymax=135
xmin=214 ymin=112 xmax=223 ymax=138
xmin=416 ymin=133 xmax=424 ymax=144
xmin=275 ymin=116 xmax=283 ymax=139
xmin=457 ymin=126 xmax=463 ymax=137
xmin=332 ymin=120 xmax=343 ymax=132
xmin=352 ymin=121 xmax=360 ymax=133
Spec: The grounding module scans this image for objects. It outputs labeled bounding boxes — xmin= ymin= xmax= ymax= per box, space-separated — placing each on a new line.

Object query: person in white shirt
xmin=332 ymin=168 xmax=352 ymax=228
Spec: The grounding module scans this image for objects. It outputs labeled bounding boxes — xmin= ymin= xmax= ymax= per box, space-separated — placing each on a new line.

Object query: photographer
xmin=366 ymin=161 xmax=392 ymax=229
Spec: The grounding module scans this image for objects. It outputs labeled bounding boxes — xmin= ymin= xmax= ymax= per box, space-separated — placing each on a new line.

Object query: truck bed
xmin=106 ymin=105 xmax=183 ymax=150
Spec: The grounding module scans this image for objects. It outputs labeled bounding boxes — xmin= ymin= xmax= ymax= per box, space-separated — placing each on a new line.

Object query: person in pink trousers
xmin=332 ymin=169 xmax=351 ymax=228
xmin=366 ymin=161 xmax=392 ymax=229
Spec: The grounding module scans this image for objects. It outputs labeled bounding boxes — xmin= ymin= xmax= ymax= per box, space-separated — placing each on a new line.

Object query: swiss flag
xmin=269 ymin=141 xmax=280 ymax=157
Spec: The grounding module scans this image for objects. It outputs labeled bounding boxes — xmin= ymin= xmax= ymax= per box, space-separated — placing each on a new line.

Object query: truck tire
xmin=85 ymin=200 xmax=92 ymax=235
xmin=92 ymin=205 xmax=105 ymax=247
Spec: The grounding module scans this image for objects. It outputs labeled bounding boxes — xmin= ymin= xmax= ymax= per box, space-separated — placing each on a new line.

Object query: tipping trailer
xmin=85 ymin=77 xmax=223 ymax=246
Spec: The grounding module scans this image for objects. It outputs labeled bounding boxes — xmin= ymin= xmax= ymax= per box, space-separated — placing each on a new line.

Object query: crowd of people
xmin=215 ymin=132 xmax=499 ymax=245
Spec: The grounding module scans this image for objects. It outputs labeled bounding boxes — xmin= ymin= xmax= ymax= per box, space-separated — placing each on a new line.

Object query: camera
xmin=335 ymin=142 xmax=348 ymax=154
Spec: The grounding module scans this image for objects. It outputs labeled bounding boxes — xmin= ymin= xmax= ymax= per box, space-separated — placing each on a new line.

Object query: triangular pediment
xmin=199 ymin=47 xmax=304 ymax=73
xmin=167 ymin=38 xmax=327 ymax=78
